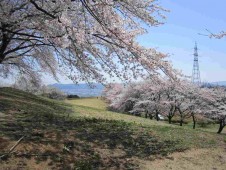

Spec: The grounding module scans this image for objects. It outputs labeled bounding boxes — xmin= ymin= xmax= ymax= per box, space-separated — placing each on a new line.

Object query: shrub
xmin=44 ymin=88 xmax=66 ymax=100
xmin=197 ymin=119 xmax=214 ymax=128
xmin=67 ymin=94 xmax=80 ymax=99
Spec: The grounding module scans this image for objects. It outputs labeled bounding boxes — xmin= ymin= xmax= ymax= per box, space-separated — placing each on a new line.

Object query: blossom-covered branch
xmin=0 ymin=0 xmax=175 ymax=83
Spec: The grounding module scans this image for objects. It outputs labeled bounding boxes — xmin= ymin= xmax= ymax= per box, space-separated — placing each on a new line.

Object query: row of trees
xmin=103 ymin=79 xmax=226 ymax=133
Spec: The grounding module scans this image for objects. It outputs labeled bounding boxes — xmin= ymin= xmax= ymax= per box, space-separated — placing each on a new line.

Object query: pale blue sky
xmin=137 ymin=0 xmax=226 ymax=82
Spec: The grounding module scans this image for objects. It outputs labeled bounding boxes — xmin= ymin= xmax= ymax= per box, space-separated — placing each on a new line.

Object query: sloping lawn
xmin=0 ymin=89 xmax=225 ymax=169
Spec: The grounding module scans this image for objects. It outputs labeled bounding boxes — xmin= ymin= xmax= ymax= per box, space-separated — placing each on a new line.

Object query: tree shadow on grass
xmin=0 ymin=111 xmax=183 ymax=170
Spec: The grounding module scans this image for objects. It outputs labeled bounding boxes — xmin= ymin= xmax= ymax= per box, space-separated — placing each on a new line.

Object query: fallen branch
xmin=0 ymin=136 xmax=25 ymax=160
xmin=12 ymin=153 xmax=50 ymax=157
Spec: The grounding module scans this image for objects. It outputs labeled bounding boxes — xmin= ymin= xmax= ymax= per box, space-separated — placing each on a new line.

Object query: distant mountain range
xmin=50 ymin=83 xmax=104 ymax=97
xmin=50 ymin=81 xmax=226 ymax=97
xmin=210 ymin=81 xmax=226 ymax=86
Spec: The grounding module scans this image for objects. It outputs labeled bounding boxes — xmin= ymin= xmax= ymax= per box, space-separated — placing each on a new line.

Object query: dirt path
xmin=139 ymin=148 xmax=226 ymax=170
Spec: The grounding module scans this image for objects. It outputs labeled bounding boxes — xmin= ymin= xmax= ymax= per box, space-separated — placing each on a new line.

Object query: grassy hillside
xmin=0 ymin=88 xmax=226 ymax=170
xmin=67 ymin=98 xmax=226 ymax=147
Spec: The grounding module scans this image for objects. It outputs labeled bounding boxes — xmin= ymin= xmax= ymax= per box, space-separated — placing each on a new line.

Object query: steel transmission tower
xmin=192 ymin=42 xmax=201 ymax=85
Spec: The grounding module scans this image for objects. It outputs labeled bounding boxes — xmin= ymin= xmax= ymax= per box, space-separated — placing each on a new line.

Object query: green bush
xmin=197 ymin=119 xmax=214 ymax=128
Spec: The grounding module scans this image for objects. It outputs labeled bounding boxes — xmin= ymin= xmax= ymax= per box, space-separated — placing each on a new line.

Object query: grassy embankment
xmin=0 ymin=88 xmax=225 ymax=170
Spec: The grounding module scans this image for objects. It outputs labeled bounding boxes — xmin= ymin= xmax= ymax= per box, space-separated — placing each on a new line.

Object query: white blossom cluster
xmin=103 ymin=79 xmax=226 ymax=133
xmin=0 ymin=0 xmax=175 ymax=83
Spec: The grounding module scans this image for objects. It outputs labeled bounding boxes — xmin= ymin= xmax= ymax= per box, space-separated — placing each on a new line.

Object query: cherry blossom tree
xmin=102 ymin=83 xmax=123 ymax=110
xmin=109 ymin=83 xmax=141 ymax=113
xmin=107 ymin=79 xmax=167 ymax=120
xmin=12 ymin=75 xmax=42 ymax=94
xmin=133 ymin=79 xmax=193 ymax=124
xmin=172 ymin=84 xmax=226 ymax=132
xmin=173 ymin=82 xmax=203 ymax=128
xmin=162 ymin=81 xmax=213 ymax=128
xmin=0 ymin=0 xmax=175 ymax=83
xmin=204 ymin=87 xmax=226 ymax=134
xmin=104 ymin=78 xmax=226 ymax=133
xmin=160 ymin=81 xmax=178 ymax=124
xmin=136 ymin=80 xmax=165 ymax=121
xmin=208 ymin=30 xmax=226 ymax=39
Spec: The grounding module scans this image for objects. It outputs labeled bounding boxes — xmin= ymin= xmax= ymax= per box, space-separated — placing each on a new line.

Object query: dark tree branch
xmin=0 ymin=27 xmax=44 ymax=39
xmin=4 ymin=43 xmax=52 ymax=56
xmin=30 ymin=0 xmax=57 ymax=19
xmin=0 ymin=24 xmax=11 ymax=63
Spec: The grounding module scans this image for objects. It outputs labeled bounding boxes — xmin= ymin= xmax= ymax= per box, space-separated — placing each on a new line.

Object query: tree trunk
xmin=145 ymin=113 xmax=148 ymax=118
xmin=177 ymin=108 xmax=183 ymax=126
xmin=156 ymin=112 xmax=159 ymax=121
xmin=149 ymin=114 xmax=153 ymax=120
xmin=180 ymin=119 xmax=183 ymax=126
xmin=0 ymin=55 xmax=4 ymax=63
xmin=168 ymin=116 xmax=172 ymax=124
xmin=217 ymin=124 xmax=224 ymax=134
xmin=192 ymin=114 xmax=196 ymax=129
xmin=217 ymin=119 xmax=225 ymax=134
xmin=0 ymin=24 xmax=10 ymax=63
xmin=180 ymin=113 xmax=183 ymax=126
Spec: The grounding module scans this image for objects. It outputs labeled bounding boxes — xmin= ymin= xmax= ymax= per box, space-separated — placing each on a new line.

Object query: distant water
xmin=50 ymin=83 xmax=104 ymax=97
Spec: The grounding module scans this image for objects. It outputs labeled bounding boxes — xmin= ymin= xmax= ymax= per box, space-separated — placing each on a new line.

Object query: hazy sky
xmin=137 ymin=0 xmax=226 ymax=82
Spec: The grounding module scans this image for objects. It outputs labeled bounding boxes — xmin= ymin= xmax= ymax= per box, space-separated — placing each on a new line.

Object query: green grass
xmin=0 ymin=89 xmax=225 ymax=169
xmin=66 ymin=98 xmax=225 ymax=134
xmin=0 ymin=87 xmax=71 ymax=116
xmin=66 ymin=98 xmax=225 ymax=150
xmin=68 ymin=97 xmax=108 ymax=111
xmin=0 ymin=88 xmax=181 ymax=169
xmin=66 ymin=98 xmax=171 ymax=127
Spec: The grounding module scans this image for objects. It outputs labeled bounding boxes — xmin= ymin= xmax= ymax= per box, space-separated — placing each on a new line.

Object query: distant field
xmin=68 ymin=97 xmax=108 ymax=111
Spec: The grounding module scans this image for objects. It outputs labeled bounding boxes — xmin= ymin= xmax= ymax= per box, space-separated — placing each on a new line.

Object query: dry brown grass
xmin=138 ymin=148 xmax=226 ymax=170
